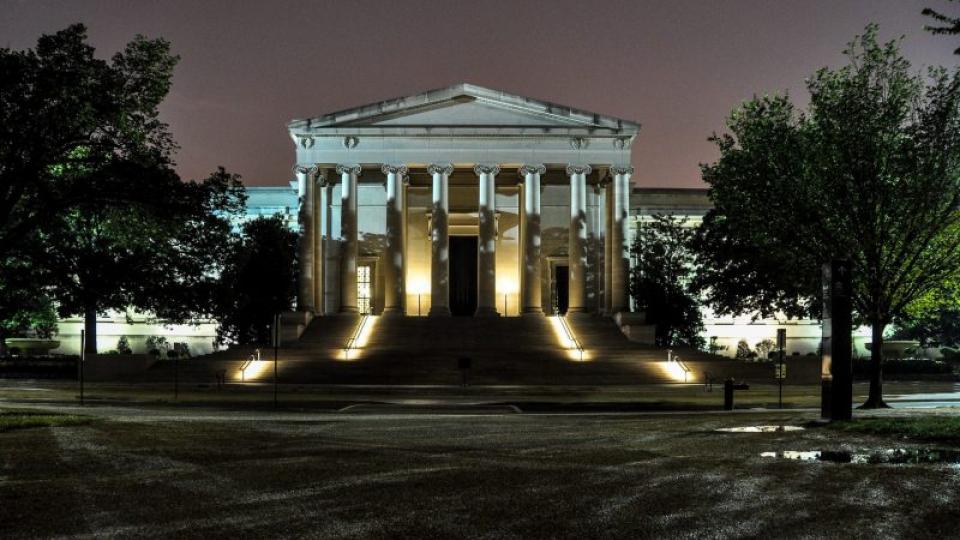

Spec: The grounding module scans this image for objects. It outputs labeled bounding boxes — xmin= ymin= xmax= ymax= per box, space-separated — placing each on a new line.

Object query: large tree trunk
xmin=861 ymin=319 xmax=890 ymax=409
xmin=0 ymin=329 xmax=7 ymax=357
xmin=83 ymin=306 xmax=98 ymax=355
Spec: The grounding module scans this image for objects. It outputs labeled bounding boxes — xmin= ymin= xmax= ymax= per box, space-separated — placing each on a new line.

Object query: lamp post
xmin=497 ymin=279 xmax=517 ymax=317
xmin=410 ymin=279 xmax=429 ymax=317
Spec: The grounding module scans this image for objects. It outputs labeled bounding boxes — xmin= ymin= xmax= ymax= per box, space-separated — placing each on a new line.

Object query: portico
xmin=288 ymin=84 xmax=639 ymax=321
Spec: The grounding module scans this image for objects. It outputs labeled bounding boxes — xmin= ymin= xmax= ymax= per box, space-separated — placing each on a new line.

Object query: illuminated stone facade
xmin=289 ymin=84 xmax=639 ymax=319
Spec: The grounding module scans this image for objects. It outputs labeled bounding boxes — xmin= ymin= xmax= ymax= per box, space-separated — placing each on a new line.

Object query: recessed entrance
xmin=553 ymin=264 xmax=569 ymax=315
xmin=449 ymin=236 xmax=478 ymax=316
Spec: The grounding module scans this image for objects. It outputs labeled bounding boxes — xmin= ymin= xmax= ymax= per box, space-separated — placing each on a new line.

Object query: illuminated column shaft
xmin=603 ymin=176 xmax=613 ymax=315
xmin=428 ymin=163 xmax=454 ymax=316
xmin=475 ymin=164 xmax=499 ymax=316
xmin=338 ymin=164 xmax=361 ymax=313
xmin=520 ymin=164 xmax=545 ymax=315
xmin=566 ymin=165 xmax=591 ymax=313
xmin=313 ymin=173 xmax=328 ymax=314
xmin=382 ymin=164 xmax=407 ymax=315
xmin=295 ymin=165 xmax=316 ymax=312
xmin=610 ymin=166 xmax=633 ymax=313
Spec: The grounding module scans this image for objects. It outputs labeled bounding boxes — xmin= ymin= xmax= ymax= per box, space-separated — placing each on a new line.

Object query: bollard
xmin=723 ymin=378 xmax=734 ymax=410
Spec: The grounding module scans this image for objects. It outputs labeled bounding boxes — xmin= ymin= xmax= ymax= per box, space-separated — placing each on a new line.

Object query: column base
xmin=521 ymin=308 xmax=544 ymax=317
xmin=474 ymin=306 xmax=500 ymax=317
xmin=381 ymin=307 xmax=404 ymax=317
xmin=428 ymin=306 xmax=451 ymax=317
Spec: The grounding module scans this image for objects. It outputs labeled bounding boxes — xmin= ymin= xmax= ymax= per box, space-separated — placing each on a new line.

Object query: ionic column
xmin=566 ymin=164 xmax=591 ymax=314
xmin=313 ymin=172 xmax=329 ymax=314
xmin=337 ymin=164 xmax=361 ymax=313
xmin=610 ymin=166 xmax=633 ymax=313
xmin=428 ymin=163 xmax=454 ymax=317
xmin=475 ymin=164 xmax=500 ymax=316
xmin=382 ymin=164 xmax=408 ymax=316
xmin=295 ymin=164 xmax=316 ymax=312
xmin=520 ymin=164 xmax=545 ymax=315
xmin=603 ymin=175 xmax=613 ymax=315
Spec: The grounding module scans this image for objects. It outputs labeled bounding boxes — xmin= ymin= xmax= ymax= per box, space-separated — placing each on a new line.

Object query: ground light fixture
xmin=549 ymin=315 xmax=587 ymax=361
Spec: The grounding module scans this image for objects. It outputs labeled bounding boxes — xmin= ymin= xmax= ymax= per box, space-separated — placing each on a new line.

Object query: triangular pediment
xmin=289 ymin=83 xmax=639 ymax=132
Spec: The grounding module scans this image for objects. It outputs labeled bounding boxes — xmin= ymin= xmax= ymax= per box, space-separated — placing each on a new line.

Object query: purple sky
xmin=3 ymin=0 xmax=958 ymax=188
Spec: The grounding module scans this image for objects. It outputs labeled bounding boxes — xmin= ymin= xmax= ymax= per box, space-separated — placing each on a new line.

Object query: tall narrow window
xmin=357 ymin=265 xmax=372 ymax=314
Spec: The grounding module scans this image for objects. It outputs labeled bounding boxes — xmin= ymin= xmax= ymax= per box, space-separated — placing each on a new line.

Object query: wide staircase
xmin=136 ymin=314 xmax=781 ymax=386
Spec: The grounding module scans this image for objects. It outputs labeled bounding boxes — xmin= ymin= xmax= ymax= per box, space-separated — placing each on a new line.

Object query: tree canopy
xmin=695 ymin=25 xmax=960 ymax=408
xmin=0 ymin=24 xmax=178 ymax=258
xmin=213 ymin=215 xmax=299 ymax=346
xmin=629 ymin=215 xmax=704 ymax=349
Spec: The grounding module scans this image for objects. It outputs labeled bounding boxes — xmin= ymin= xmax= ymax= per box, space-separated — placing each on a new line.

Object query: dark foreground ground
xmin=2 ymin=388 xmax=960 ymax=539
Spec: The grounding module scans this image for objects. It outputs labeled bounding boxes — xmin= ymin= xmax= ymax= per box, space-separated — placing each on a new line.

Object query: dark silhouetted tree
xmin=696 ymin=26 xmax=960 ymax=408
xmin=629 ymin=215 xmax=704 ymax=348
xmin=214 ymin=215 xmax=299 ymax=346
xmin=924 ymin=1 xmax=960 ymax=53
xmin=0 ymin=24 xmax=178 ymax=257
xmin=46 ymin=168 xmax=245 ymax=354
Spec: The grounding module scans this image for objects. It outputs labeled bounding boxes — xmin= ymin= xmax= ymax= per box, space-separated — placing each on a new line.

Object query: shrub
xmin=735 ymin=339 xmax=752 ymax=360
xmin=116 ymin=336 xmax=132 ymax=354
xmin=755 ymin=339 xmax=776 ymax=360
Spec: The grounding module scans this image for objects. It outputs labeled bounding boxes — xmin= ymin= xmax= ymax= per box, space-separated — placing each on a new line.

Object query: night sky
xmin=2 ymin=0 xmax=958 ymax=188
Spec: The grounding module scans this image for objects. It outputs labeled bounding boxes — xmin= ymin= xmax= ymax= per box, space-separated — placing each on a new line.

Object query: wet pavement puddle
xmin=715 ymin=425 xmax=806 ymax=433
xmin=761 ymin=448 xmax=960 ymax=465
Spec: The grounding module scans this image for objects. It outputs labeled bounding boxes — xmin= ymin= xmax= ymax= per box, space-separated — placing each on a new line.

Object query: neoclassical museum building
xmin=54 ymin=84 xmax=846 ymax=359
xmin=289 ymin=83 xmax=641 ymax=323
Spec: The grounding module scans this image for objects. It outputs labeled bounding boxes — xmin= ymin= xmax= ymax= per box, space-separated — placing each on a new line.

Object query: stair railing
xmin=343 ymin=315 xmax=371 ymax=361
xmin=667 ymin=349 xmax=692 ymax=383
xmin=239 ymin=348 xmax=261 ymax=382
xmin=558 ymin=316 xmax=585 ymax=362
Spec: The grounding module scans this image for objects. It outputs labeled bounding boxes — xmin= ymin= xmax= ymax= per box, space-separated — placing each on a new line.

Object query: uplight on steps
xmin=550 ymin=315 xmax=588 ymax=361
xmin=340 ymin=315 xmax=378 ymax=361
xmin=238 ymin=349 xmax=271 ymax=382
xmin=659 ymin=349 xmax=693 ymax=383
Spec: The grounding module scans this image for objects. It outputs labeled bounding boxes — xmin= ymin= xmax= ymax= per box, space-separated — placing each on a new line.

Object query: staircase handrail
xmin=343 ymin=316 xmax=369 ymax=360
xmin=558 ymin=316 xmax=585 ymax=362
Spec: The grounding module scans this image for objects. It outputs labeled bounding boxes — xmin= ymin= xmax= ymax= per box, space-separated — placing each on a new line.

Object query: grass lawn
xmin=0 ymin=409 xmax=92 ymax=433
xmin=2 ymin=404 xmax=960 ymax=538
xmin=829 ymin=416 xmax=960 ymax=444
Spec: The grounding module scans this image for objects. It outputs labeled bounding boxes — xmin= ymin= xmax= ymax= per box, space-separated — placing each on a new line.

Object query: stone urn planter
xmin=5 ymin=338 xmax=61 ymax=356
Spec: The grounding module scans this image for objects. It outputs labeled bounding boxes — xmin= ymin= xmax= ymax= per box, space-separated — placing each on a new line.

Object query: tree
xmin=924 ymin=1 xmax=960 ymax=54
xmin=892 ymin=276 xmax=960 ymax=347
xmin=695 ymin=25 xmax=960 ymax=408
xmin=213 ymin=215 xmax=299 ymax=346
xmin=629 ymin=214 xmax=704 ymax=349
xmin=0 ymin=254 xmax=57 ymax=355
xmin=45 ymin=167 xmax=244 ymax=354
xmin=0 ymin=24 xmax=178 ymax=258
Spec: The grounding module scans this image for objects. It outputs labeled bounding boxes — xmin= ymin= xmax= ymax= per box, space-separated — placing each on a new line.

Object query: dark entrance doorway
xmin=449 ymin=236 xmax=478 ymax=316
xmin=554 ymin=264 xmax=569 ymax=315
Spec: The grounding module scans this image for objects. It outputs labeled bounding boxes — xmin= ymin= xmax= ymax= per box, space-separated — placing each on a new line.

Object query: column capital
xmin=315 ymin=173 xmax=330 ymax=187
xmin=381 ymin=164 xmax=408 ymax=176
xmin=473 ymin=163 xmax=501 ymax=176
xmin=336 ymin=164 xmax=362 ymax=176
xmin=428 ymin=163 xmax=454 ymax=176
xmin=293 ymin=164 xmax=319 ymax=176
xmin=566 ymin=164 xmax=593 ymax=176
xmin=519 ymin=164 xmax=546 ymax=176
xmin=610 ymin=165 xmax=635 ymax=176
